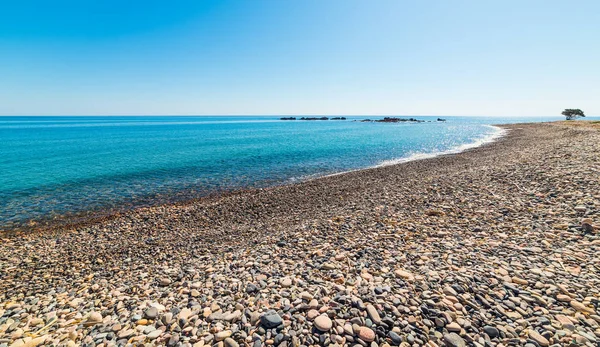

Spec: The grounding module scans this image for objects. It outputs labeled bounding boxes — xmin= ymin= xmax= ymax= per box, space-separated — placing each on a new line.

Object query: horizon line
xmin=0 ymin=114 xmax=577 ymax=118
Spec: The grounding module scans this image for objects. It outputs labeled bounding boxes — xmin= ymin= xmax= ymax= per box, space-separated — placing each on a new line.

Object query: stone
xmin=147 ymin=330 xmax=162 ymax=339
xmin=86 ymin=311 xmax=102 ymax=325
xmin=511 ymin=277 xmax=528 ymax=285
xmin=307 ymin=309 xmax=319 ymax=320
xmin=280 ymin=277 xmax=292 ymax=287
xmin=446 ymin=322 xmax=461 ymax=332
xmin=321 ymin=263 xmax=336 ymax=270
xmin=555 ymin=315 xmax=575 ymax=331
xmin=394 ymin=269 xmax=414 ymax=281
xmin=215 ymin=331 xmax=232 ymax=341
xmin=366 ymin=305 xmax=381 ymax=325
xmin=483 ymin=326 xmax=499 ymax=338
xmin=443 ymin=333 xmax=466 ymax=347
xmin=179 ymin=308 xmax=192 ymax=320
xmin=388 ymin=331 xmax=402 ymax=345
xmin=528 ymin=329 xmax=549 ymax=347
xmin=358 ymin=327 xmax=375 ymax=342
xmin=144 ymin=306 xmax=158 ymax=319
xmin=556 ymin=294 xmax=571 ymax=302
xmin=260 ymin=311 xmax=283 ymax=329
xmin=224 ymin=337 xmax=239 ymax=347
xmin=582 ymin=218 xmax=595 ymax=233
xmin=571 ymin=300 xmax=595 ymax=314
xmin=313 ymin=315 xmax=332 ymax=332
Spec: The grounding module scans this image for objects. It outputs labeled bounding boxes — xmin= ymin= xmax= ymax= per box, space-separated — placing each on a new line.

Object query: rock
xmin=224 ymin=337 xmax=239 ymax=347
xmin=147 ymin=330 xmax=162 ymax=339
xmin=179 ymin=308 xmax=192 ymax=320
xmin=246 ymin=283 xmax=259 ymax=293
xmin=555 ymin=315 xmax=575 ymax=331
xmin=215 ymin=331 xmax=232 ymax=341
xmin=118 ymin=328 xmax=135 ymax=339
xmin=144 ymin=306 xmax=158 ymax=319
xmin=307 ymin=309 xmax=319 ymax=320
xmin=483 ymin=326 xmax=499 ymax=338
xmin=388 ymin=331 xmax=402 ymax=345
xmin=358 ymin=327 xmax=375 ymax=342
xmin=446 ymin=322 xmax=461 ymax=332
xmin=280 ymin=277 xmax=292 ymax=287
xmin=313 ymin=315 xmax=332 ymax=332
xmin=159 ymin=278 xmax=172 ymax=286
xmin=260 ymin=311 xmax=283 ymax=328
xmin=321 ymin=263 xmax=336 ymax=270
xmin=571 ymin=300 xmax=595 ymax=314
xmin=528 ymin=329 xmax=549 ymax=346
xmin=511 ymin=277 xmax=528 ymax=285
xmin=85 ymin=311 xmax=102 ymax=325
xmin=167 ymin=333 xmax=180 ymax=347
xmin=581 ymin=218 xmax=595 ymax=233
xmin=366 ymin=305 xmax=381 ymax=325
xmin=443 ymin=333 xmax=466 ymax=347
xmin=394 ymin=269 xmax=414 ymax=281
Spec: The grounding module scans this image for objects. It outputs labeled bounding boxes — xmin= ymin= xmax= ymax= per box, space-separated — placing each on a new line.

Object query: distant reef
xmin=280 ymin=116 xmax=446 ymax=123
xmin=359 ymin=117 xmax=425 ymax=123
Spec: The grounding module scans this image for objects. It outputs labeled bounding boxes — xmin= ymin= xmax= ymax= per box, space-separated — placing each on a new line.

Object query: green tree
xmin=562 ymin=109 xmax=585 ymax=120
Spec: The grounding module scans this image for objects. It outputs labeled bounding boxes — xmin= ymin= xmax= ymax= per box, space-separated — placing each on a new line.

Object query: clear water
xmin=0 ymin=115 xmax=574 ymax=229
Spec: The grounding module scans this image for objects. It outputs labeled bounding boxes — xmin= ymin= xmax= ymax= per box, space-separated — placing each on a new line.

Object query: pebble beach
xmin=0 ymin=122 xmax=599 ymax=347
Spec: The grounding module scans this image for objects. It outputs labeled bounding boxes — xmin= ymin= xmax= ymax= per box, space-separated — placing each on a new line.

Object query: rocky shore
xmin=1 ymin=122 xmax=599 ymax=347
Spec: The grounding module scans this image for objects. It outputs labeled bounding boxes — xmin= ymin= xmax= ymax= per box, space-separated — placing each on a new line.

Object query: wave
xmin=375 ymin=125 xmax=506 ymax=167
xmin=304 ymin=125 xmax=506 ymax=181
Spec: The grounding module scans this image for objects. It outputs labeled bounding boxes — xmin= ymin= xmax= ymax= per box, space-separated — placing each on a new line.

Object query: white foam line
xmin=313 ymin=125 xmax=507 ymax=180
xmin=375 ymin=125 xmax=507 ymax=167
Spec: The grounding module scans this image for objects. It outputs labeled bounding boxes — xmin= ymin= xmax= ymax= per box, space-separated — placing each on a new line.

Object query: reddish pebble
xmin=358 ymin=326 xmax=375 ymax=342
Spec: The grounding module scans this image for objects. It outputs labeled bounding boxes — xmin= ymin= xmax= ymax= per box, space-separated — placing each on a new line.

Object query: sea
xmin=0 ymin=115 xmax=582 ymax=229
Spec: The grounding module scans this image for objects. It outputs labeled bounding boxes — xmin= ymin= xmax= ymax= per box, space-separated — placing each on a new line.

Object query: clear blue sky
xmin=1 ymin=0 xmax=598 ymax=116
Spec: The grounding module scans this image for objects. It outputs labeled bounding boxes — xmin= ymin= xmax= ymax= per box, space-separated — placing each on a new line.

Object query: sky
xmin=0 ymin=0 xmax=598 ymax=116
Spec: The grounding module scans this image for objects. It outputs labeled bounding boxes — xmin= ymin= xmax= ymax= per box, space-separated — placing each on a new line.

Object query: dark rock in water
xmin=300 ymin=117 xmax=329 ymax=120
xmin=280 ymin=117 xmax=296 ymax=120
xmin=437 ymin=118 xmax=447 ymax=121
xmin=331 ymin=117 xmax=347 ymax=120
xmin=260 ymin=311 xmax=283 ymax=328
xmin=372 ymin=117 xmax=424 ymax=123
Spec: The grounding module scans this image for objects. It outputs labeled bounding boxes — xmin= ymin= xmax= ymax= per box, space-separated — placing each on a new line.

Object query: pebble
xmin=483 ymin=325 xmax=499 ymax=338
xmin=528 ymin=329 xmax=549 ymax=347
xmin=260 ymin=312 xmax=283 ymax=329
xmin=314 ymin=315 xmax=332 ymax=332
xmin=358 ymin=327 xmax=375 ymax=342
xmin=366 ymin=305 xmax=381 ymax=325
xmin=443 ymin=333 xmax=466 ymax=347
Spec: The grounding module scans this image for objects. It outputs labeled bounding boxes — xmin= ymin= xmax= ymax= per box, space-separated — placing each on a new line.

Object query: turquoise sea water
xmin=0 ymin=115 xmax=575 ymax=229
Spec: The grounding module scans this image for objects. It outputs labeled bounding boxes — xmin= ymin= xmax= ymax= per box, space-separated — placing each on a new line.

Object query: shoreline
xmin=1 ymin=122 xmax=599 ymax=347
xmin=1 ymin=124 xmax=507 ymax=235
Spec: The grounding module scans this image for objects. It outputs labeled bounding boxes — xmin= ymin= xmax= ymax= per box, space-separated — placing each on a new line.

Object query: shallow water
xmin=0 ymin=115 xmax=568 ymax=228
